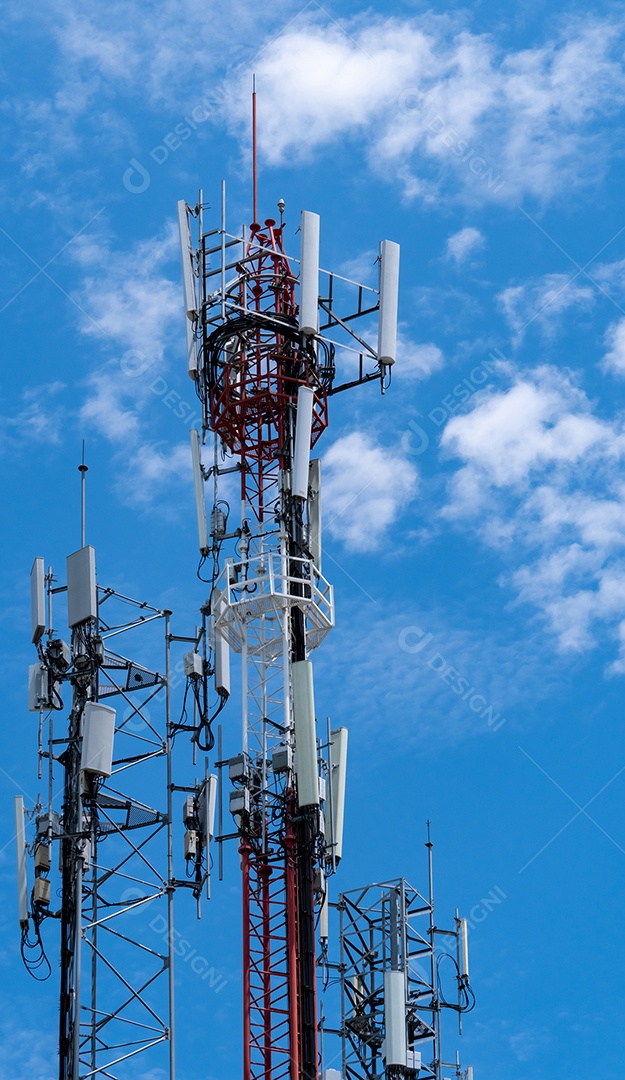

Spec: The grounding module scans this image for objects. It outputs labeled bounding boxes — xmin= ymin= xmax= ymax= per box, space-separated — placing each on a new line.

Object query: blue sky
xmin=2 ymin=0 xmax=625 ymax=1076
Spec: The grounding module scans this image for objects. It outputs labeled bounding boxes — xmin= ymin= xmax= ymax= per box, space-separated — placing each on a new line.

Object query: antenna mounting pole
xmin=79 ymin=442 xmax=88 ymax=548
xmin=252 ymin=75 xmax=258 ymax=226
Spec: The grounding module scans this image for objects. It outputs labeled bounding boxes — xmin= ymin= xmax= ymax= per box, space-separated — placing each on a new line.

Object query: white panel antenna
xmin=186 ymin=317 xmax=198 ymax=380
xmin=292 ymin=660 xmax=320 ymax=808
xmin=200 ymin=774 xmax=218 ymax=841
xmin=292 ymin=385 xmax=315 ymax=499
xmin=214 ymin=627 xmax=230 ymax=696
xmin=28 ymin=663 xmax=48 ymax=712
xmin=15 ymin=796 xmax=28 ymax=929
xmin=459 ymin=917 xmax=469 ymax=979
xmin=67 ymin=546 xmax=97 ymax=627
xmin=177 ymin=200 xmax=197 ymax=320
xmin=30 ymin=557 xmax=45 ymax=644
xmin=319 ymin=888 xmax=329 ymax=941
xmin=383 ymin=969 xmax=407 ymax=1066
xmin=308 ymin=459 xmax=322 ymax=571
xmin=81 ymin=702 xmax=116 ymax=778
xmin=210 ymin=609 xmax=231 ymax=696
xmin=299 ymin=211 xmax=320 ymax=336
xmin=378 ymin=240 xmax=400 ymax=367
xmin=190 ymin=429 xmax=209 ymax=556
xmin=328 ymin=727 xmax=348 ymax=863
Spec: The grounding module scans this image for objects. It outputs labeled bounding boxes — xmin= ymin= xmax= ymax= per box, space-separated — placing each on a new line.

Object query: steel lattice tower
xmin=18 ymin=549 xmax=177 ymax=1080
xmin=179 ymin=97 xmax=400 ymax=1080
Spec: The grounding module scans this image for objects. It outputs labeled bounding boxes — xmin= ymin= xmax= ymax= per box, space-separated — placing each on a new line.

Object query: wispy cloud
xmin=0 ymin=382 xmax=66 ymax=452
xmin=498 ymin=275 xmax=594 ymax=338
xmin=221 ymin=13 xmax=625 ymax=203
xmin=446 ymin=226 xmax=484 ymax=264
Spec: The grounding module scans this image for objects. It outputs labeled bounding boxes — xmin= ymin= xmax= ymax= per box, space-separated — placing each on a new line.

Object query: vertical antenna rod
xmin=252 ymin=76 xmax=258 ymax=225
xmin=79 ymin=442 xmax=88 ymax=547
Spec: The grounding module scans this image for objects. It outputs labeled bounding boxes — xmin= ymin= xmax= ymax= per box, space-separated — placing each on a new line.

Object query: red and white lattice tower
xmin=178 ymin=96 xmax=399 ymax=1080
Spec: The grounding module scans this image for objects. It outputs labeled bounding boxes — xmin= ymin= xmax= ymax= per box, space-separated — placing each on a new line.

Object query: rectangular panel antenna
xmin=292 ymin=660 xmax=320 ymax=808
xmin=308 ymin=459 xmax=322 ymax=571
xmin=213 ymin=620 xmax=231 ymax=696
xmin=199 ymin=774 xmax=218 ymax=841
xmin=30 ymin=557 xmax=45 ymax=644
xmin=28 ymin=663 xmax=48 ymax=712
xmin=186 ymin=317 xmax=198 ymax=379
xmin=177 ymin=200 xmax=197 ymax=320
xmin=328 ymin=727 xmax=348 ymax=863
xmin=81 ymin=701 xmax=116 ymax=777
xmin=67 ymin=546 xmax=97 ymax=627
xmin=292 ymin=386 xmax=315 ymax=499
xmin=383 ymin=969 xmax=407 ymax=1066
xmin=190 ymin=429 xmax=209 ymax=555
xmin=15 ymin=796 xmax=28 ymax=929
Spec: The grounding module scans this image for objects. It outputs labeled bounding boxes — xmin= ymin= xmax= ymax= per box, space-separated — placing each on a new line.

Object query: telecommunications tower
xmin=18 ymin=540 xmax=176 ymax=1078
xmin=175 ymin=87 xmax=466 ymax=1080
xmin=178 ymin=92 xmax=474 ymax=1080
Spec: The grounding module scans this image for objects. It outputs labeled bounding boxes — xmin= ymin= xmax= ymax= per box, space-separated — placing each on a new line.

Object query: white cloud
xmin=441 ymin=367 xmax=614 ymax=496
xmin=601 ymin=317 xmax=625 ymax=376
xmin=222 ymin=13 xmax=625 ymax=203
xmin=80 ymin=369 xmax=141 ymax=442
xmin=113 ymin=441 xmax=191 ymax=511
xmin=0 ymin=382 xmax=66 ymax=451
xmin=74 ymin=225 xmax=180 ymax=359
xmin=396 ymin=335 xmax=445 ymax=380
xmin=439 ymin=365 xmax=625 ymax=664
xmin=446 ymin=226 xmax=484 ymax=263
xmin=498 ymin=274 xmax=594 ymax=337
xmin=322 ymin=431 xmax=418 ymax=551
xmin=33 ymin=0 xmax=282 ymax=112
xmin=72 ymin=223 xmax=184 ymax=452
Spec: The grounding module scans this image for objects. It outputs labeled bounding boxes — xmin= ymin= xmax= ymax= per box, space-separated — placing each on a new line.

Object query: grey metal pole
xmin=79 ymin=445 xmax=88 ymax=548
xmin=427 ymin=826 xmax=441 ymax=1080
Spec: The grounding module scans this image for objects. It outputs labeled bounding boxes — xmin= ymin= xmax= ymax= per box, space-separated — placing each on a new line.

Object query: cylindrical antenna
xmin=299 ymin=211 xmax=320 ymax=336
xmin=252 ymin=75 xmax=258 ymax=226
xmin=378 ymin=239 xmax=400 ymax=366
xmin=79 ymin=442 xmax=88 ymax=548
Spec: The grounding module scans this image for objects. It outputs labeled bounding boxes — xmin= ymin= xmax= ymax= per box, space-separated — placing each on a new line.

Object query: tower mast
xmin=180 ymin=103 xmax=400 ymax=1080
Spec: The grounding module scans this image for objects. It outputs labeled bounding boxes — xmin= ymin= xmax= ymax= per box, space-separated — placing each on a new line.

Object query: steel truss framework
xmin=197 ymin=197 xmax=339 ymax=1080
xmin=333 ymin=876 xmax=470 ymax=1080
xmin=32 ymin=581 xmax=176 ymax=1080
